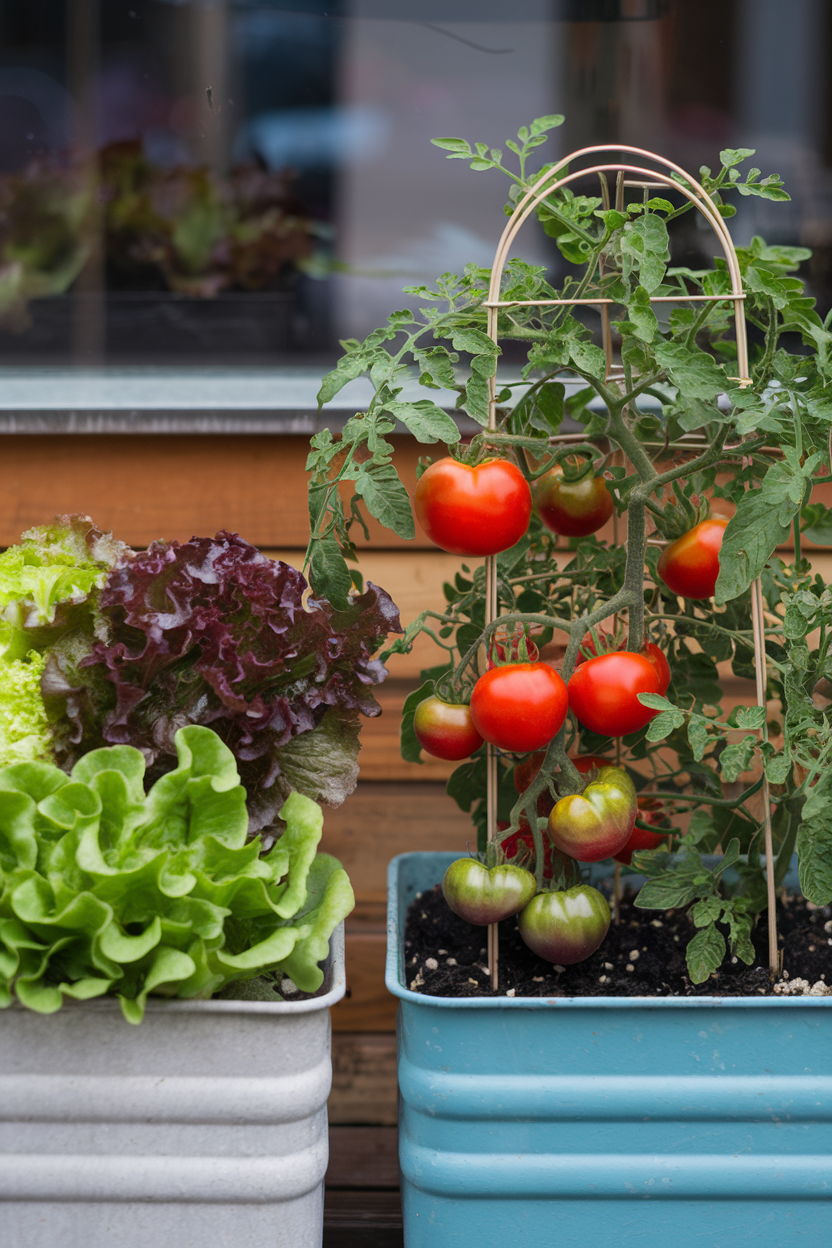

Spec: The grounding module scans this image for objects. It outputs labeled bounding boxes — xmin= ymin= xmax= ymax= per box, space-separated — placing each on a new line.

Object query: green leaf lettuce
xmin=0 ymin=725 xmax=354 ymax=1021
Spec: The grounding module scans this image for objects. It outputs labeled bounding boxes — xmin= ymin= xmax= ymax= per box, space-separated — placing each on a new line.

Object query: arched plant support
xmin=479 ymin=145 xmax=774 ymax=986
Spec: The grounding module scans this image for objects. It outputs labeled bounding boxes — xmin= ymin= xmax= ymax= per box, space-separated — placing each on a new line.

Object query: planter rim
xmin=6 ymin=923 xmax=346 ymax=1019
xmin=386 ymin=851 xmax=832 ymax=1012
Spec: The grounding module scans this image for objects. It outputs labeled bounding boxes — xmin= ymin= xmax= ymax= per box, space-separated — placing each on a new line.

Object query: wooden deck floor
xmin=325 ymin=1126 xmax=403 ymax=1247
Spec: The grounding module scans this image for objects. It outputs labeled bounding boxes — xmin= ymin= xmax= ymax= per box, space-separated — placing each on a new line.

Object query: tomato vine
xmin=306 ymin=115 xmax=832 ymax=983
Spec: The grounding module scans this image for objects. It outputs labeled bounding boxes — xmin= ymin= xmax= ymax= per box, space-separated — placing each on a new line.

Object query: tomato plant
xmin=307 ymin=114 xmax=832 ymax=987
xmin=413 ymin=695 xmax=483 ymax=760
xmin=518 ymin=885 xmax=611 ymax=965
xmin=414 ymin=457 xmax=532 ymax=556
xmin=657 ymin=517 xmax=729 ymax=600
xmin=533 ymin=461 xmax=613 ymax=537
xmin=568 ymin=651 xmax=663 ymax=737
xmin=442 ymin=858 xmax=536 ymax=926
xmin=548 ymin=765 xmax=637 ymax=862
xmin=470 ymin=662 xmax=568 ymax=752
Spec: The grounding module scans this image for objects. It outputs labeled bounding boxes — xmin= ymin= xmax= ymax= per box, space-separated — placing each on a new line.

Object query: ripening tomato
xmin=533 ymin=463 xmax=614 ymax=537
xmin=518 ymin=885 xmax=610 ymax=964
xmin=442 ymin=858 xmax=536 ymax=926
xmin=470 ymin=662 xmax=568 ymax=753
xmin=657 ymin=516 xmax=729 ymax=600
xmin=548 ymin=765 xmax=637 ymax=862
xmin=414 ymin=457 xmax=532 ymax=556
xmin=413 ymin=696 xmax=483 ymax=761
xmin=568 ymin=651 xmax=662 ymax=737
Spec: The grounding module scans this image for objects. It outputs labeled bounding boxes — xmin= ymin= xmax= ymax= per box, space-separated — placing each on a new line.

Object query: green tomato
xmin=442 ymin=858 xmax=537 ymax=926
xmin=518 ymin=885 xmax=611 ymax=964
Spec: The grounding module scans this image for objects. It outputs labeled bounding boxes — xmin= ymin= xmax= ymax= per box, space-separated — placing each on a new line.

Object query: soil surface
xmin=404 ymin=884 xmax=832 ymax=998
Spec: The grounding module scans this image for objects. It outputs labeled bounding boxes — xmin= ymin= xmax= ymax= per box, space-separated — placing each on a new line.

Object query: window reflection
xmin=0 ymin=0 xmax=828 ymax=368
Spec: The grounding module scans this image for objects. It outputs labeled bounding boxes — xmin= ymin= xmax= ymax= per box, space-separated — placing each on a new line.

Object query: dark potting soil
xmin=403 ymin=884 xmax=832 ymax=998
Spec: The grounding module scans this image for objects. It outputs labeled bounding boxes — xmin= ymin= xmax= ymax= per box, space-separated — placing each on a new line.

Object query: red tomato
xmin=533 ymin=463 xmax=614 ymax=537
xmin=413 ymin=696 xmax=483 ymax=761
xmin=614 ymin=823 xmax=669 ymax=866
xmin=657 ymin=516 xmax=729 ymax=599
xmin=567 ymin=651 xmax=662 ymax=737
xmin=414 ymin=457 xmax=532 ymax=556
xmin=570 ymin=754 xmax=613 ymax=774
xmin=576 ymin=634 xmax=670 ymax=697
xmin=642 ymin=642 xmax=671 ymax=694
xmin=470 ymin=662 xmax=568 ymax=752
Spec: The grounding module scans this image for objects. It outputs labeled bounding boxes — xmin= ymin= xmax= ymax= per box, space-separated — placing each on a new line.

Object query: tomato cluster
xmin=414 ymin=454 xmax=684 ymax=923
xmin=442 ymin=857 xmax=610 ymax=966
xmin=415 ymin=454 xmax=615 ymax=556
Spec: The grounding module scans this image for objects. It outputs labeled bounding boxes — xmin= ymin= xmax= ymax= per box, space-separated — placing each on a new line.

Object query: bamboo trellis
xmin=481 ymin=144 xmax=776 ymax=989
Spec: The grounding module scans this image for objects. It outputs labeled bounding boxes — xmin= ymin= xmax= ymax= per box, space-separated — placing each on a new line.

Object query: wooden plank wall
xmin=1 ymin=432 xmax=827 ymax=1126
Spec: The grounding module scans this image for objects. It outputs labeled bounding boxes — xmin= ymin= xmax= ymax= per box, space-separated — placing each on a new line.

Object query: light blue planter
xmin=386 ymin=851 xmax=832 ymax=1247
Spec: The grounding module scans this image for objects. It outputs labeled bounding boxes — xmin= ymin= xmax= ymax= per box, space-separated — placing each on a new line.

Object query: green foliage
xmin=0 ymin=726 xmax=354 ymax=1022
xmin=0 ymin=517 xmax=129 ymax=768
xmin=306 ymin=119 xmax=832 ymax=981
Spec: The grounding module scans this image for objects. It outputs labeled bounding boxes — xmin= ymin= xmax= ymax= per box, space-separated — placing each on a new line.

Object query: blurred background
xmin=0 ymin=0 xmax=830 ymax=367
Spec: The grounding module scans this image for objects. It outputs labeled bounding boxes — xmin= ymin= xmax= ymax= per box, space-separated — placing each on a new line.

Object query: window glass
xmin=0 ymin=0 xmax=828 ymax=367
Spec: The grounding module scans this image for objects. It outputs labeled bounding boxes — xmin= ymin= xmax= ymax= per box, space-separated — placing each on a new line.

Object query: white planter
xmin=0 ymin=925 xmax=345 ymax=1248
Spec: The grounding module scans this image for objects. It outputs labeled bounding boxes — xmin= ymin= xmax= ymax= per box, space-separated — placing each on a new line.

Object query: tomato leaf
xmin=619 ymin=213 xmax=669 ymax=293
xmin=797 ymin=802 xmax=832 ymax=905
xmin=652 ymin=340 xmax=726 ymax=400
xmin=689 ymin=896 xmax=723 ymax=927
xmin=383 ymin=399 xmax=460 ymax=444
xmin=714 ymin=458 xmax=812 ymax=603
xmin=718 ymin=736 xmax=757 ymax=783
xmin=764 ymin=750 xmax=792 ymax=785
xmin=645 ymin=708 xmax=685 ymax=741
xmin=627 ymin=285 xmax=658 ymax=344
xmin=801 ymin=502 xmax=832 ymax=546
xmin=636 ymin=692 xmax=675 ymax=711
xmin=570 ymin=338 xmax=608 ymax=379
xmin=687 ymin=715 xmax=710 ymax=761
xmin=723 ymin=902 xmax=755 ymax=965
xmin=317 ymin=354 xmax=371 ymax=406
xmin=310 ymin=536 xmax=352 ymax=610
xmin=415 ymin=345 xmax=459 ymax=391
xmin=735 ymin=705 xmax=766 ymax=730
xmin=354 ymin=462 xmax=415 ymax=540
xmin=720 ymin=147 xmax=756 ymax=168
xmin=530 ymin=114 xmax=565 ymax=136
xmin=634 ymin=871 xmax=701 ymax=910
xmin=686 ymin=923 xmax=725 ymax=983
xmin=449 ymin=328 xmax=500 ymax=357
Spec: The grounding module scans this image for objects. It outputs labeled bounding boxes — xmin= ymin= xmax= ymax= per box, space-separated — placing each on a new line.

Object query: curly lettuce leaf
xmin=62 ymin=531 xmax=400 ymax=828
xmin=0 ymin=651 xmax=51 ymax=766
xmin=0 ymin=516 xmax=129 ymax=768
xmin=0 ymin=725 xmax=353 ymax=1021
